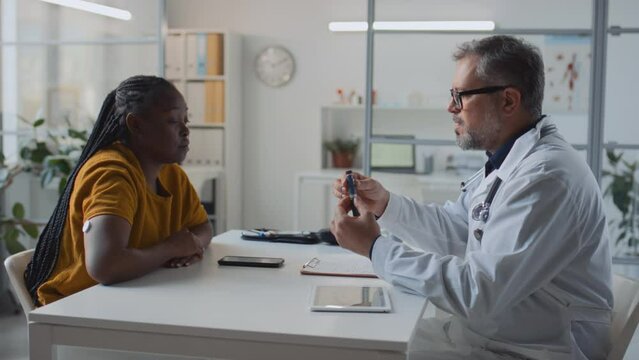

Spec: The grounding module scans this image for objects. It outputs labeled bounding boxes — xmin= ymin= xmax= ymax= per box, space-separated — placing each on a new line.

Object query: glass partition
xmin=609 ymin=0 xmax=639 ymax=28
xmin=9 ymin=0 xmax=160 ymax=42
xmin=602 ymin=0 xmax=639 ymax=260
xmin=372 ymin=33 xmax=591 ymax=145
xmin=2 ymin=0 xmax=162 ymax=162
xmin=1 ymin=43 xmax=158 ymax=160
xmin=375 ymin=0 xmax=591 ymax=29
xmin=603 ymin=34 xmax=639 ymax=145
xmin=1 ymin=0 xmax=162 ymax=229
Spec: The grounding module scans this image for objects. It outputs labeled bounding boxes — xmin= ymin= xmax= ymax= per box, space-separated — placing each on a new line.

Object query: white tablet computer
xmin=310 ymin=285 xmax=392 ymax=313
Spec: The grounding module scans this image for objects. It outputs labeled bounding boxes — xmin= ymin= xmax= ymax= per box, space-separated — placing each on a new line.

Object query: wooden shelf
xmin=187 ymin=124 xmax=225 ymax=129
xmin=165 ymin=29 xmax=242 ymax=232
xmin=185 ymin=76 xmax=225 ymax=81
xmin=323 ymin=104 xmax=448 ymax=111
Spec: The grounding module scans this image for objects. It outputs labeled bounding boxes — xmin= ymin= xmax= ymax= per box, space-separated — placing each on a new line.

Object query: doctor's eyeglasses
xmin=449 ymin=85 xmax=511 ymax=110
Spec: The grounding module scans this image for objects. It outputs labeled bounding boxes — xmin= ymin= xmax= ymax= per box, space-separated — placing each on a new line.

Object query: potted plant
xmin=323 ymin=138 xmax=360 ymax=168
xmin=0 ymin=116 xmax=88 ymax=255
xmin=602 ymin=149 xmax=639 ymax=260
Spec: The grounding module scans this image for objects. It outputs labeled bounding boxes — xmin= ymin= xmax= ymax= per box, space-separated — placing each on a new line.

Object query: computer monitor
xmin=371 ymin=135 xmax=416 ymax=173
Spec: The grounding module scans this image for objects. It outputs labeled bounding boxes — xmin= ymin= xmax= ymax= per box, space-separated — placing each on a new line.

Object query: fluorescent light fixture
xmin=328 ymin=21 xmax=368 ymax=32
xmin=328 ymin=21 xmax=495 ymax=32
xmin=375 ymin=21 xmax=495 ymax=31
xmin=39 ymin=0 xmax=132 ymax=21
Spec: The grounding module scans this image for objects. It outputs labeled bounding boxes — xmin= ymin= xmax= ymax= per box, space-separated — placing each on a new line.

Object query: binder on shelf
xmin=186 ymin=32 xmax=224 ymax=77
xmin=186 ymin=82 xmax=206 ymax=124
xmin=300 ymin=256 xmax=377 ymax=278
xmin=205 ymin=81 xmax=225 ymax=124
xmin=183 ymin=128 xmax=224 ymax=166
xmin=186 ymin=34 xmax=199 ymax=78
xmin=165 ymin=34 xmax=184 ymax=79
xmin=207 ymin=33 xmax=224 ymax=76
xmin=196 ymin=33 xmax=207 ymax=76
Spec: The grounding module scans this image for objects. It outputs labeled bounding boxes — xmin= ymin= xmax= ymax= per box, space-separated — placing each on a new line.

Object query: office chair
xmin=608 ymin=273 xmax=639 ymax=360
xmin=3 ymin=249 xmax=35 ymax=317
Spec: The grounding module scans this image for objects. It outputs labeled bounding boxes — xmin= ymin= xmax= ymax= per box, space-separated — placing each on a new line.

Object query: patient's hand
xmin=165 ymin=229 xmax=204 ymax=259
xmin=165 ymin=253 xmax=203 ymax=268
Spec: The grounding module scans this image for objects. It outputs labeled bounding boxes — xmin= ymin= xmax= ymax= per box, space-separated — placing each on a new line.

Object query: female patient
xmin=24 ymin=75 xmax=213 ymax=306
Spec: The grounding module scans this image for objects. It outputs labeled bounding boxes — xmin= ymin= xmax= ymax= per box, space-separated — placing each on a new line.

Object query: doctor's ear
xmin=501 ymin=87 xmax=521 ymax=116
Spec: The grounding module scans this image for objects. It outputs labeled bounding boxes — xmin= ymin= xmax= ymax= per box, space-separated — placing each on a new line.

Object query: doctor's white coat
xmin=371 ymin=118 xmax=613 ymax=359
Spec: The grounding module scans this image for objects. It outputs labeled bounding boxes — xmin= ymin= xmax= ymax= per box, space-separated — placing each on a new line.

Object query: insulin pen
xmin=345 ymin=170 xmax=360 ymax=216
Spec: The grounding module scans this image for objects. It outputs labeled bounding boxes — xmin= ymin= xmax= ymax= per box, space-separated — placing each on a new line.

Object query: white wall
xmin=167 ymin=0 xmax=367 ymax=229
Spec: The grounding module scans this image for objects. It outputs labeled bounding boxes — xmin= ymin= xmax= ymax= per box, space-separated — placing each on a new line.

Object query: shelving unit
xmin=164 ymin=29 xmax=243 ymax=233
xmin=321 ymin=105 xmax=451 ymax=170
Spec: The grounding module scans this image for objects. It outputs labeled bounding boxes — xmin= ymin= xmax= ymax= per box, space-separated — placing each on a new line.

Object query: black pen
xmin=345 ymin=170 xmax=360 ymax=216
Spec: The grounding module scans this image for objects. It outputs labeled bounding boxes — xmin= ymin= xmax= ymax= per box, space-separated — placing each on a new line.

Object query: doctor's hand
xmin=332 ymin=171 xmax=390 ymax=218
xmin=330 ymin=197 xmax=381 ymax=257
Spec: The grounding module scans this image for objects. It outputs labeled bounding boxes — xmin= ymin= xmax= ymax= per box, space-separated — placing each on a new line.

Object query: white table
xmin=28 ymin=231 xmax=428 ymax=360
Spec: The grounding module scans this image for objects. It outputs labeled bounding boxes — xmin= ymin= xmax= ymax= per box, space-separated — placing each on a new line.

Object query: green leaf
xmin=622 ymin=159 xmax=637 ymax=172
xmin=606 ymin=149 xmax=622 ymax=166
xmin=605 ymin=150 xmax=615 ymax=165
xmin=58 ymin=176 xmax=68 ymax=196
xmin=19 ymin=146 xmax=32 ymax=161
xmin=33 ymin=118 xmax=45 ymax=128
xmin=51 ymin=159 xmax=72 ymax=175
xmin=12 ymin=202 xmax=25 ymax=219
xmin=21 ymin=223 xmax=39 ymax=238
xmin=30 ymin=142 xmax=53 ymax=164
xmin=40 ymin=168 xmax=54 ymax=187
xmin=68 ymin=129 xmax=88 ymax=141
xmin=619 ymin=219 xmax=628 ymax=229
xmin=5 ymin=231 xmax=26 ymax=254
xmin=616 ymin=231 xmax=628 ymax=244
xmin=610 ymin=176 xmax=632 ymax=214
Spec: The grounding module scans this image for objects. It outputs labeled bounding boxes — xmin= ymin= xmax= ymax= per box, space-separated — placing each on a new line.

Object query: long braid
xmin=24 ymin=75 xmax=174 ymax=305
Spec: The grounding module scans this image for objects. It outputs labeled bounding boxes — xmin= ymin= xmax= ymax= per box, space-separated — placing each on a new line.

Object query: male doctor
xmin=331 ymin=35 xmax=612 ymax=359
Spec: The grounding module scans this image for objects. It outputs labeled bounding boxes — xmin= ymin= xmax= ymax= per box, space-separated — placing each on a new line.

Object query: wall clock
xmin=255 ymin=46 xmax=295 ymax=87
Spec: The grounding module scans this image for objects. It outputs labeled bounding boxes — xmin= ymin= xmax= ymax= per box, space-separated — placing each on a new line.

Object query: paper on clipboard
xmin=300 ymin=255 xmax=378 ymax=278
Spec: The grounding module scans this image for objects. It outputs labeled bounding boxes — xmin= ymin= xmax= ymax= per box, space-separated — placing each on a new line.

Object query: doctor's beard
xmin=454 ymin=106 xmax=503 ymax=151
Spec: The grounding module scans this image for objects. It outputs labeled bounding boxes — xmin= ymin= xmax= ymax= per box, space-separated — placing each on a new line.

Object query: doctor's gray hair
xmin=453 ymin=35 xmax=544 ymax=120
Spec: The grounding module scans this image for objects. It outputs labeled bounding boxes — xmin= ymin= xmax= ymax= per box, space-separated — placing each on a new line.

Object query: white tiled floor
xmin=2 ymin=266 xmax=638 ymax=360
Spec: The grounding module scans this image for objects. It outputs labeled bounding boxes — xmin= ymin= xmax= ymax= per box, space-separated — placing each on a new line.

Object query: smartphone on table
xmin=218 ymin=256 xmax=284 ymax=268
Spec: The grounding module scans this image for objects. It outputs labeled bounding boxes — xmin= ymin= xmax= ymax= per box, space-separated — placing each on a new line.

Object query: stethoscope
xmin=471 ymin=177 xmax=503 ymax=223
xmin=459 ymin=115 xmax=548 ymax=241
xmin=460 ymin=173 xmax=503 ymax=241
xmin=471 ymin=177 xmax=503 ymax=241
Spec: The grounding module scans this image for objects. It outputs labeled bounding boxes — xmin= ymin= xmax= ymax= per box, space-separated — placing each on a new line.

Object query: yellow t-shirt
xmin=37 ymin=143 xmax=209 ymax=305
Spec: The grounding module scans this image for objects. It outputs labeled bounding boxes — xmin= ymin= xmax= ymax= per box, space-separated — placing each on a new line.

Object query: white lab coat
xmin=372 ymin=118 xmax=613 ymax=360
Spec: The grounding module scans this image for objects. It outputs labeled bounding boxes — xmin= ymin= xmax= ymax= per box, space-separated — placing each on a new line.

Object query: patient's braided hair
xmin=24 ymin=75 xmax=176 ymax=305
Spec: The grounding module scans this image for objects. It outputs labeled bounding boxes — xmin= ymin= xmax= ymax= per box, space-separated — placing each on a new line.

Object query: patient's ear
xmin=125 ymin=113 xmax=143 ymax=136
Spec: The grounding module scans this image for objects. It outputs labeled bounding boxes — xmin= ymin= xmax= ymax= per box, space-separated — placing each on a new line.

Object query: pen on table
xmin=345 ymin=170 xmax=360 ymax=217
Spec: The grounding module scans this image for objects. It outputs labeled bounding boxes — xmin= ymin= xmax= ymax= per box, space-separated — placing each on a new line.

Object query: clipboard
xmin=300 ymin=256 xmax=377 ymax=278
xmin=241 ymin=229 xmax=319 ymax=245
